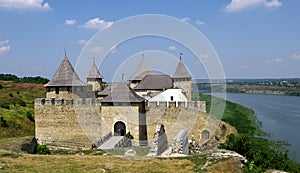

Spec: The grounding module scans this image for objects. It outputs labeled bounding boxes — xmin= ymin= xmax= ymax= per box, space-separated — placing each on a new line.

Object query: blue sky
xmin=0 ymin=0 xmax=300 ymax=81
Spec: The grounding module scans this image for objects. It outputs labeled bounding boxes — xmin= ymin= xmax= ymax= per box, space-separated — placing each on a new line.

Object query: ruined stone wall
xmin=173 ymin=80 xmax=192 ymax=101
xmin=35 ymin=98 xmax=104 ymax=149
xmin=146 ymin=101 xmax=206 ymax=142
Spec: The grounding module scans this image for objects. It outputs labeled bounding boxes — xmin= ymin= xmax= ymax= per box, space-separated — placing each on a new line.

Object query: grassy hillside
xmin=0 ymin=80 xmax=45 ymax=138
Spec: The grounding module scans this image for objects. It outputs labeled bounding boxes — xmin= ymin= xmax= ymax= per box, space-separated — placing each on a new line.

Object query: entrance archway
xmin=114 ymin=121 xmax=126 ymax=136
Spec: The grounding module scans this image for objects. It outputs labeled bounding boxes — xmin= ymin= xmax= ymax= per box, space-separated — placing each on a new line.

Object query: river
xmin=211 ymin=93 xmax=300 ymax=163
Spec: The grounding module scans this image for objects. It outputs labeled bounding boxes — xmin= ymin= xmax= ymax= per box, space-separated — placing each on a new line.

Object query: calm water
xmin=212 ymin=93 xmax=300 ymax=163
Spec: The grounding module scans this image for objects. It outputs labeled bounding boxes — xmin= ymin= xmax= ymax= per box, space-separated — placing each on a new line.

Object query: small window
xmin=55 ymin=87 xmax=59 ymax=94
xmin=170 ymin=96 xmax=174 ymax=101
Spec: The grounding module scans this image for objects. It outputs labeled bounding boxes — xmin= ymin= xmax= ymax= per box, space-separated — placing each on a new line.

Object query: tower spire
xmin=64 ymin=48 xmax=67 ymax=57
xmin=180 ymin=52 xmax=183 ymax=60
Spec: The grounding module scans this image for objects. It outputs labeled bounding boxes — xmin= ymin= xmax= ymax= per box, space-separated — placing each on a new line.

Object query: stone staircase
xmin=98 ymin=136 xmax=124 ymax=150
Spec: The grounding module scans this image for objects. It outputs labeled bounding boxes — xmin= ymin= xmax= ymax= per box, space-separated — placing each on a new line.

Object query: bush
xmin=18 ymin=99 xmax=27 ymax=107
xmin=26 ymin=111 xmax=34 ymax=122
xmin=37 ymin=145 xmax=50 ymax=155
xmin=219 ymin=134 xmax=300 ymax=172
xmin=0 ymin=101 xmax=10 ymax=109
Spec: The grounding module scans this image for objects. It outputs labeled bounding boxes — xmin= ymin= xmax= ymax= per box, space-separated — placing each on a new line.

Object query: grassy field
xmin=197 ymin=92 xmax=264 ymax=136
xmin=0 ymin=80 xmax=45 ymax=138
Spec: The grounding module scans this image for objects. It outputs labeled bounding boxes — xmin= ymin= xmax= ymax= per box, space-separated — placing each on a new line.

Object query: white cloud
xmin=89 ymin=46 xmax=106 ymax=53
xmin=77 ymin=39 xmax=89 ymax=45
xmin=265 ymin=0 xmax=282 ymax=8
xmin=0 ymin=40 xmax=10 ymax=56
xmin=80 ymin=18 xmax=113 ymax=30
xmin=195 ymin=20 xmax=205 ymax=26
xmin=225 ymin=0 xmax=282 ymax=12
xmin=0 ymin=0 xmax=51 ymax=11
xmin=181 ymin=17 xmax=190 ymax=23
xmin=291 ymin=53 xmax=300 ymax=60
xmin=266 ymin=57 xmax=284 ymax=63
xmin=65 ymin=19 xmax=76 ymax=25
xmin=168 ymin=46 xmax=177 ymax=51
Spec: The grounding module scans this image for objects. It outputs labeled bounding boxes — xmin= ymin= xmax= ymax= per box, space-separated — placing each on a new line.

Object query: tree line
xmin=0 ymin=74 xmax=49 ymax=84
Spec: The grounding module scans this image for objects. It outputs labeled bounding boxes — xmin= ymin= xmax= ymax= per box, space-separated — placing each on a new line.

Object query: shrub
xmin=26 ymin=111 xmax=34 ymax=122
xmin=0 ymin=101 xmax=10 ymax=109
xmin=37 ymin=145 xmax=50 ymax=155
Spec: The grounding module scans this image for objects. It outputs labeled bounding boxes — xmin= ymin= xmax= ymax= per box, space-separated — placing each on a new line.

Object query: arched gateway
xmin=114 ymin=121 xmax=126 ymax=136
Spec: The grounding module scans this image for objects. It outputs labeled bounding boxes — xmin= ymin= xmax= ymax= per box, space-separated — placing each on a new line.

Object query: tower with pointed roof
xmin=128 ymin=56 xmax=153 ymax=89
xmin=87 ymin=60 xmax=103 ymax=93
xmin=172 ymin=55 xmax=192 ymax=101
xmin=45 ymin=55 xmax=86 ymax=99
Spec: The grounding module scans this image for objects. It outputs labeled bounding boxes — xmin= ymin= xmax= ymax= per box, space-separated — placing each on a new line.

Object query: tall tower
xmin=87 ymin=60 xmax=103 ymax=92
xmin=172 ymin=55 xmax=192 ymax=101
xmin=45 ymin=55 xmax=86 ymax=99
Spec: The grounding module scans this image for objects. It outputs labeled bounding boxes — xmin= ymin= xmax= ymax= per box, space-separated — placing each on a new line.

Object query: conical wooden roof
xmin=101 ymin=82 xmax=145 ymax=103
xmin=45 ymin=56 xmax=85 ymax=87
xmin=173 ymin=58 xmax=191 ymax=79
xmin=129 ymin=58 xmax=153 ymax=81
xmin=87 ymin=61 xmax=103 ymax=79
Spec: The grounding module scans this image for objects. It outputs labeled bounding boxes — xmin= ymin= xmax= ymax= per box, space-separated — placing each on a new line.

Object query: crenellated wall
xmin=34 ymin=98 xmax=207 ymax=149
xmin=35 ymin=98 xmax=104 ymax=149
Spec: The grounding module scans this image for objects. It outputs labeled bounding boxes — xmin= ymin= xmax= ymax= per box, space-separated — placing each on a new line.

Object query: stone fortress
xmin=35 ymin=54 xmax=234 ymax=155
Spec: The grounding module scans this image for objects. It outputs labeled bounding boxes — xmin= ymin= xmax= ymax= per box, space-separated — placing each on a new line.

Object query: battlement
xmin=35 ymin=98 xmax=102 ymax=106
xmin=147 ymin=101 xmax=206 ymax=112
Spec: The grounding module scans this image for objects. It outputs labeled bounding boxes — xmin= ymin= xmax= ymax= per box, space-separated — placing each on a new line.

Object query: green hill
xmin=0 ymin=80 xmax=46 ymax=138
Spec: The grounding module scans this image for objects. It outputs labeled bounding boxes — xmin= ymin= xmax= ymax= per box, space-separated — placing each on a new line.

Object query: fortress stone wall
xmin=34 ymin=98 xmax=207 ymax=149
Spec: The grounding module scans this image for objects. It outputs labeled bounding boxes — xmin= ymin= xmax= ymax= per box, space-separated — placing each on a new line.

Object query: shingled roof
xmin=101 ymin=82 xmax=145 ymax=103
xmin=129 ymin=58 xmax=153 ymax=81
xmin=173 ymin=58 xmax=192 ymax=79
xmin=87 ymin=61 xmax=103 ymax=79
xmin=45 ymin=56 xmax=85 ymax=87
xmin=134 ymin=75 xmax=173 ymax=90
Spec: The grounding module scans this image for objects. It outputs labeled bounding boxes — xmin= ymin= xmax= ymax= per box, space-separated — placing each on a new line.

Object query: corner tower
xmin=45 ymin=55 xmax=86 ymax=99
xmin=172 ymin=55 xmax=192 ymax=101
xmin=87 ymin=60 xmax=103 ymax=92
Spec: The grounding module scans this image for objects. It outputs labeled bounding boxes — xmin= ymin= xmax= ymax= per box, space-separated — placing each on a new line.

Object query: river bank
xmin=213 ymin=93 xmax=300 ymax=163
xmin=198 ymin=92 xmax=300 ymax=171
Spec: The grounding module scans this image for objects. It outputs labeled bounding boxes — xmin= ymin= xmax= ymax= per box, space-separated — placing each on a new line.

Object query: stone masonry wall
xmin=101 ymin=105 xmax=138 ymax=138
xmin=35 ymin=98 xmax=103 ymax=149
xmin=146 ymin=101 xmax=206 ymax=143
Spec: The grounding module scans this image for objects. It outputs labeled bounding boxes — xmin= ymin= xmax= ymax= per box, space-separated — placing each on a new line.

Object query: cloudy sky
xmin=0 ymin=0 xmax=299 ymax=80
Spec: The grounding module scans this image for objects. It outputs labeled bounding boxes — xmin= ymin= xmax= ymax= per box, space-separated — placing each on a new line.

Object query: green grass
xmin=0 ymin=80 xmax=45 ymax=138
xmin=196 ymin=92 xmax=265 ymax=136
